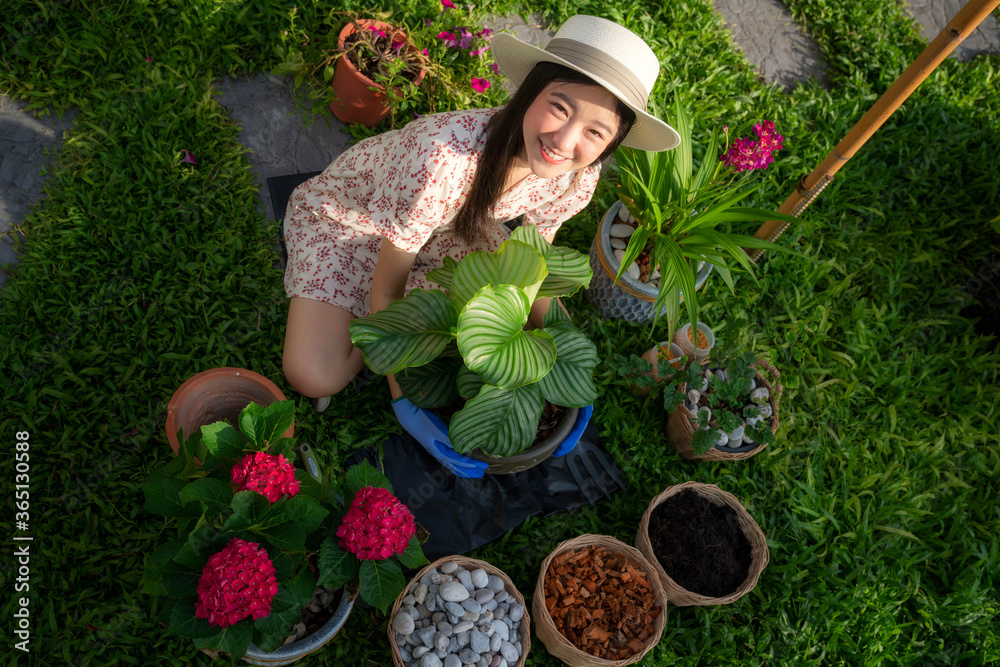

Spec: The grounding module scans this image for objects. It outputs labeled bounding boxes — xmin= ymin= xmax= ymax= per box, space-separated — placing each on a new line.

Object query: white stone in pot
xmin=751 ymin=387 xmax=770 ymax=405
xmin=715 ymin=429 xmax=728 ymax=447
xmin=618 ymin=205 xmax=630 ymax=221
xmin=613 ymin=249 xmax=625 ymax=263
xmin=687 ymin=389 xmax=701 ymax=405
xmin=624 ymin=262 xmax=640 ymax=281
xmin=649 ymin=268 xmax=660 ymax=281
xmin=759 ymin=403 xmax=773 ymax=418
xmin=610 ymin=223 xmax=634 ymax=238
xmin=728 ymin=425 xmax=745 ymax=441
xmin=749 ymin=378 xmax=757 ymax=390
xmin=610 ymin=238 xmax=627 ymax=250
xmin=715 ymin=368 xmax=727 ymax=383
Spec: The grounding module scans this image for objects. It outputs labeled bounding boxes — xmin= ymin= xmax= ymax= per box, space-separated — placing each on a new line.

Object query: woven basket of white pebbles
xmin=388 ymin=555 xmax=531 ymax=667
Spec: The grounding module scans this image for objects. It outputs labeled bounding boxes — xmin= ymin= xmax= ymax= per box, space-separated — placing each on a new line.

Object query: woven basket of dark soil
xmin=533 ymin=534 xmax=667 ymax=666
xmin=666 ymin=360 xmax=782 ymax=461
xmin=635 ymin=482 xmax=769 ymax=606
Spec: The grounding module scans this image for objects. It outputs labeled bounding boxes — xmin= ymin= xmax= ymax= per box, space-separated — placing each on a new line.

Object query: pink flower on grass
xmin=146 ymin=56 xmax=152 ymax=62
xmin=231 ymin=452 xmax=300 ymax=503
xmin=195 ymin=538 xmax=278 ymax=628
xmin=719 ymin=119 xmax=784 ymax=172
xmin=180 ymin=150 xmax=197 ymax=165
xmin=471 ymin=78 xmax=491 ymax=93
xmin=337 ymin=486 xmax=416 ymax=561
xmin=442 ymin=0 xmax=456 ymax=8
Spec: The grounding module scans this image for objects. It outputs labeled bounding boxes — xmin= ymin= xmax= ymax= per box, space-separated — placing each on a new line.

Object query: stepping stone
xmin=904 ymin=0 xmax=1000 ymax=61
xmin=713 ymin=0 xmax=830 ymax=90
xmin=0 ymin=95 xmax=76 ymax=289
xmin=213 ymin=73 xmax=353 ymax=223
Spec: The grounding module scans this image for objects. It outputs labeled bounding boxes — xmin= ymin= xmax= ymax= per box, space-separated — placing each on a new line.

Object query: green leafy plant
xmin=273 ymin=3 xmax=505 ymax=138
xmin=349 ymin=224 xmax=599 ymax=457
xmin=141 ymin=401 xmax=427 ymax=658
xmin=610 ymin=93 xmax=802 ymax=338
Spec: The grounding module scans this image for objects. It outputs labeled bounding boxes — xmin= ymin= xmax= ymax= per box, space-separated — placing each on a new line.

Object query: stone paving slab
xmin=713 ymin=0 xmax=830 ymax=90
xmin=0 ymin=96 xmax=76 ymax=289
xmin=212 ymin=73 xmax=353 ymax=223
xmin=906 ymin=0 xmax=1000 ymax=60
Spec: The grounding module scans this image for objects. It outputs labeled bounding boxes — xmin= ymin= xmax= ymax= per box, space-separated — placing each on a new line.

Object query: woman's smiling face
xmin=519 ymin=81 xmax=621 ymax=179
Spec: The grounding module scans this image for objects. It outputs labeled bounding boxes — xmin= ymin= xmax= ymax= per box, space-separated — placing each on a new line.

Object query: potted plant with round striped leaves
xmin=349 ymin=224 xmax=598 ymax=470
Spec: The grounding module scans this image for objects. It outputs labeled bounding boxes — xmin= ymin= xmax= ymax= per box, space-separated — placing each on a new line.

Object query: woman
xmin=282 ymin=15 xmax=680 ymax=476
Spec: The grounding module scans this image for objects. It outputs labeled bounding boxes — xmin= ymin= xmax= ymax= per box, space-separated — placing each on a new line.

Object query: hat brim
xmin=491 ymin=33 xmax=681 ymax=152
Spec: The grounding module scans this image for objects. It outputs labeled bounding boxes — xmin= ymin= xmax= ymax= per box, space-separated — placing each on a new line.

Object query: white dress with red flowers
xmin=282 ymin=107 xmax=601 ymax=317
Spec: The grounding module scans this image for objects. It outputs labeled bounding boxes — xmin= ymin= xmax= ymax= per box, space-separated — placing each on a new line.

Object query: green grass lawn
xmin=2 ymin=0 xmax=998 ymax=665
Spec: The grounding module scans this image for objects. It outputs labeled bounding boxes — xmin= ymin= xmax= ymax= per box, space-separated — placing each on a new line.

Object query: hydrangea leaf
xmin=359 ymin=558 xmax=405 ymax=613
xmin=143 ymin=476 xmax=203 ymax=518
xmin=200 ymin=421 xmax=245 ymax=459
xmin=396 ymin=534 xmax=430 ymax=569
xmin=239 ymin=400 xmax=295 ymax=448
xmin=194 ymin=620 xmax=253 ymax=658
xmin=317 ymin=536 xmax=359 ymax=589
xmin=345 ymin=459 xmax=393 ymax=496
xmin=166 ymin=600 xmax=217 ymax=639
xmin=178 ymin=477 xmax=233 ymax=516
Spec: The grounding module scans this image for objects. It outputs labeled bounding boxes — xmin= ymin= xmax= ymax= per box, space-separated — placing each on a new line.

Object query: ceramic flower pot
xmin=331 ymin=19 xmax=427 ymax=127
xmin=586 ymin=200 xmax=713 ymax=323
xmin=165 ymin=367 xmax=293 ymax=455
xmin=242 ymin=584 xmax=358 ymax=666
xmin=467 ymin=406 xmax=580 ymax=475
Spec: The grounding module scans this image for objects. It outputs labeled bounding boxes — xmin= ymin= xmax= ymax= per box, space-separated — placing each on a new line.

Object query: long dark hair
xmin=453 ymin=61 xmax=636 ymax=244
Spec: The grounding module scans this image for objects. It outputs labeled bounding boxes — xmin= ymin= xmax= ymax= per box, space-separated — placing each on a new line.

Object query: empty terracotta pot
xmin=165 ymin=368 xmax=293 ymax=455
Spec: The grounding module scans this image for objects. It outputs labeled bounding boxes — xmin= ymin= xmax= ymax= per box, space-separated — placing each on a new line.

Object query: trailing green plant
xmin=610 ymin=93 xmax=802 ymax=338
xmin=141 ymin=401 xmax=427 ymax=658
xmin=273 ymin=2 xmax=506 ymax=139
xmin=348 ymin=224 xmax=599 ymax=457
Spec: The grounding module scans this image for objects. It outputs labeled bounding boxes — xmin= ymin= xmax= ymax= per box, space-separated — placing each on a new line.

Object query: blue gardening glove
xmin=552 ymin=404 xmax=594 ymax=457
xmin=392 ymin=397 xmax=488 ymax=479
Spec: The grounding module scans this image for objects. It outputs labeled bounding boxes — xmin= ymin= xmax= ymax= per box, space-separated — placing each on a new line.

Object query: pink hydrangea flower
xmin=471 ymin=78 xmax=491 ymax=93
xmin=195 ymin=538 xmax=278 ymax=628
xmin=336 ymin=486 xmax=416 ymax=561
xmin=231 ymin=452 xmax=300 ymax=503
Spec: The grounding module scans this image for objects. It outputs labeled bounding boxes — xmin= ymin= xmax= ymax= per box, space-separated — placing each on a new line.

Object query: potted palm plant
xmin=586 ymin=94 xmax=801 ymax=338
xmin=348 ymin=225 xmax=598 ymax=473
xmin=142 ymin=400 xmax=427 ymax=663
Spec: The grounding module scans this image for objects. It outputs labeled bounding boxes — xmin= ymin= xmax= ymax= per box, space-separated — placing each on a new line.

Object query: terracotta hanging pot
xmin=165 ymin=367 xmax=293 ymax=455
xmin=331 ymin=19 xmax=427 ymax=127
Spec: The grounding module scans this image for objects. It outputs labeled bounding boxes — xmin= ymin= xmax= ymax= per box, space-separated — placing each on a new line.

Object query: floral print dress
xmin=283 ymin=107 xmax=601 ymax=317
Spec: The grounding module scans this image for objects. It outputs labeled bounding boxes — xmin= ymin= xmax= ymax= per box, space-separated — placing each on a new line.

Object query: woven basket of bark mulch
xmin=635 ymin=481 xmax=769 ymax=607
xmin=666 ymin=360 xmax=782 ymax=461
xmin=533 ymin=534 xmax=667 ymax=666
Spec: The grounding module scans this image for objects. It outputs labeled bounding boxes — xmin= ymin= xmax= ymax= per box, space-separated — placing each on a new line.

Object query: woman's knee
xmin=282 ymin=344 xmax=361 ymax=398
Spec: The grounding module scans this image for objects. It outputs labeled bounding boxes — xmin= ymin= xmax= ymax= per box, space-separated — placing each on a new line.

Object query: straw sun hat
xmin=491 ymin=14 xmax=680 ymax=152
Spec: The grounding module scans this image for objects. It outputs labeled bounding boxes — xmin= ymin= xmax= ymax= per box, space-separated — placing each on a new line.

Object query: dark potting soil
xmin=647 ymin=489 xmax=752 ymax=598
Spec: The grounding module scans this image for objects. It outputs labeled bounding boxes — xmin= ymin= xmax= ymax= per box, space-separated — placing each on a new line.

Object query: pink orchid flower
xmin=471 ymin=78 xmax=491 ymax=93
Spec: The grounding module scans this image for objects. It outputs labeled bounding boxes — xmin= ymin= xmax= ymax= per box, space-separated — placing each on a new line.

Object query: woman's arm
xmin=370 ymin=238 xmax=418 ymax=399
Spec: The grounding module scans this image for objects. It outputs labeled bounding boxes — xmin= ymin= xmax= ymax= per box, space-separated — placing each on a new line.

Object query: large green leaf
xmin=238 ymin=400 xmax=294 ymax=448
xmin=509 ymin=225 xmax=592 ymax=297
xmin=457 ymin=285 xmax=556 ymax=388
xmin=397 ymin=534 xmax=430 ymax=569
xmin=142 ymin=476 xmax=203 ymax=518
xmin=449 ymin=384 xmax=544 ymax=457
xmin=317 ymin=536 xmax=360 ymax=589
xmin=167 ymin=600 xmax=217 ymax=639
xmin=359 ymin=559 xmax=405 ymax=613
xmin=260 ymin=495 xmax=329 ymax=540
xmin=451 ymin=239 xmax=548 ymax=311
xmin=194 ymin=620 xmax=253 ymax=658
xmin=426 ymin=255 xmax=458 ymax=291
xmin=536 ymin=324 xmax=599 ymax=407
xmin=348 ymin=289 xmax=457 ymax=375
xmin=200 ymin=421 xmax=245 ymax=459
xmin=398 ymin=356 xmax=462 ymax=408
xmin=178 ymin=477 xmax=233 ymax=516
xmin=455 ymin=364 xmax=486 ymax=399
xmin=345 ymin=459 xmax=393 ymax=495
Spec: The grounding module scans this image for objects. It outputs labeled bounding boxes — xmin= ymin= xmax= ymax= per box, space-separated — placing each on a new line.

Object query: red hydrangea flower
xmin=231 ymin=452 xmax=300 ymax=503
xmin=195 ymin=538 xmax=278 ymax=628
xmin=336 ymin=486 xmax=416 ymax=560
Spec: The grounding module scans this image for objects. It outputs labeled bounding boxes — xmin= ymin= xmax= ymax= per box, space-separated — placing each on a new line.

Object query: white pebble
xmin=441 ymin=561 xmax=459 ymax=574
xmin=610 ymin=223 xmax=634 ymax=238
xmin=617 ymin=205 xmax=630 ymax=221
xmin=610 ymin=237 xmax=627 ymax=250
xmin=624 ymin=262 xmax=640 ymax=282
xmin=440 ymin=581 xmax=470 ymax=602
xmin=470 ymin=569 xmax=489 ymax=589
xmin=393 ymin=612 xmax=415 ymax=635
